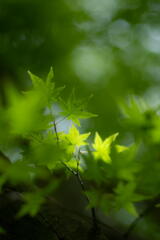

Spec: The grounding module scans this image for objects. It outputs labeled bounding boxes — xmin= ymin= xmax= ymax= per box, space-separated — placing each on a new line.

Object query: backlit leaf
xmin=92 ymin=132 xmax=119 ymax=163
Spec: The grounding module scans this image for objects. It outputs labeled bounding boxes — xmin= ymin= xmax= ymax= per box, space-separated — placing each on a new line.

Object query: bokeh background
xmin=0 ymin=0 xmax=160 ymax=239
xmin=1 ymin=0 xmax=160 ymax=137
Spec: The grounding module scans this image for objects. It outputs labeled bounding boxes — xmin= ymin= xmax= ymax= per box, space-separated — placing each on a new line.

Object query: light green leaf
xmin=46 ymin=66 xmax=54 ymax=84
xmin=28 ymin=71 xmax=44 ymax=89
xmin=63 ymin=125 xmax=90 ymax=147
xmin=116 ymin=145 xmax=128 ymax=153
xmin=92 ymin=132 xmax=119 ymax=163
xmin=28 ymin=68 xmax=64 ymax=107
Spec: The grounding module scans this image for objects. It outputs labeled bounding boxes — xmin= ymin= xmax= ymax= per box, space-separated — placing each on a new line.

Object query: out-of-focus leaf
xmin=46 ymin=66 xmax=54 ymax=83
xmin=0 ymin=226 xmax=6 ymax=234
xmin=115 ymin=145 xmax=128 ymax=153
xmin=18 ymin=181 xmax=59 ymax=217
xmin=28 ymin=71 xmax=44 ymax=89
xmin=6 ymin=86 xmax=51 ymax=136
xmin=124 ymin=202 xmax=138 ymax=217
xmin=114 ymin=182 xmax=147 ymax=216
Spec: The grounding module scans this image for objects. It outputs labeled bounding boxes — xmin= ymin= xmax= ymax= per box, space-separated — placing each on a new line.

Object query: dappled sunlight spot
xmin=108 ymin=19 xmax=132 ymax=49
xmin=139 ymin=24 xmax=160 ymax=53
xmin=144 ymin=64 xmax=160 ymax=83
xmin=78 ymin=0 xmax=119 ymax=22
xmin=143 ymin=87 xmax=160 ymax=108
xmin=1 ymin=147 xmax=23 ymax=163
xmin=71 ymin=45 xmax=114 ymax=83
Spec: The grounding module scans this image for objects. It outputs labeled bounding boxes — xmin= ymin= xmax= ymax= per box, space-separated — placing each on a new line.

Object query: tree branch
xmin=76 ymin=150 xmax=98 ymax=230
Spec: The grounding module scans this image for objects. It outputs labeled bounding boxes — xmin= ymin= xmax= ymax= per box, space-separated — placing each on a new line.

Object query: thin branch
xmin=53 ymin=120 xmax=59 ymax=144
xmin=55 ymin=114 xmax=71 ymax=125
xmin=60 ymin=148 xmax=98 ymax=230
xmin=62 ymin=161 xmax=77 ymax=175
xmin=53 ymin=119 xmax=97 ymax=231
xmin=76 ymin=150 xmax=98 ymax=230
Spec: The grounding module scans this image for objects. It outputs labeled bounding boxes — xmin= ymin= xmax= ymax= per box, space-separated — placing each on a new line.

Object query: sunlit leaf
xmin=7 ymin=87 xmax=50 ymax=135
xmin=62 ymin=125 xmax=90 ymax=147
xmin=115 ymin=145 xmax=128 ymax=153
xmin=92 ymin=132 xmax=119 ymax=163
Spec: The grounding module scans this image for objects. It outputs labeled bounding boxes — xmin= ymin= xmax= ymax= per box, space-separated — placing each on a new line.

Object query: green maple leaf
xmin=6 ymin=87 xmax=51 ymax=136
xmin=92 ymin=132 xmax=119 ymax=163
xmin=60 ymin=89 xmax=97 ymax=126
xmin=60 ymin=125 xmax=90 ymax=154
xmin=28 ymin=67 xmax=64 ymax=107
xmin=64 ymin=125 xmax=90 ymax=147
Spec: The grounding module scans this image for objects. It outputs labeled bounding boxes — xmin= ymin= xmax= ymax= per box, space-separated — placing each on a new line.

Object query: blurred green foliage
xmin=0 ymin=68 xmax=160 ymax=239
xmin=0 ymin=0 xmax=160 ymax=239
